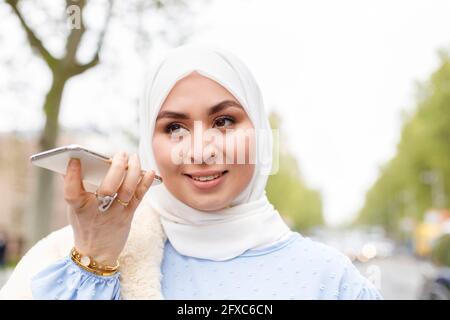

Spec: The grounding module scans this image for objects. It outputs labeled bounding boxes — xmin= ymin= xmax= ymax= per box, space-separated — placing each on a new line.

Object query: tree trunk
xmin=27 ymin=72 xmax=68 ymax=248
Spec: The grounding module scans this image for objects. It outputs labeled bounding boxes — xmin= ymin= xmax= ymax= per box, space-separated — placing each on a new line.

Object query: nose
xmin=185 ymin=122 xmax=222 ymax=165
xmin=186 ymin=138 xmax=220 ymax=165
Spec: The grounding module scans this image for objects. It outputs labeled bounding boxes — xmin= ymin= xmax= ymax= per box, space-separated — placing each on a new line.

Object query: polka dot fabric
xmin=161 ymin=232 xmax=382 ymax=300
xmin=31 ymin=256 xmax=121 ymax=300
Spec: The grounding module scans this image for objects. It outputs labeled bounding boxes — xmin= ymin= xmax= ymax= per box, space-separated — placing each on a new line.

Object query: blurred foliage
xmin=266 ymin=112 xmax=324 ymax=231
xmin=356 ymin=50 xmax=450 ymax=236
xmin=431 ymin=234 xmax=450 ymax=267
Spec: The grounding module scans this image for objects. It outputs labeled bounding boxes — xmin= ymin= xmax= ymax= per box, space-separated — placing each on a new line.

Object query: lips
xmin=183 ymin=170 xmax=228 ymax=190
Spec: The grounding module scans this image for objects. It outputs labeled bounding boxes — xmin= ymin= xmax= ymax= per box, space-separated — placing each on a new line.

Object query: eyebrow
xmin=156 ymin=100 xmax=243 ymax=121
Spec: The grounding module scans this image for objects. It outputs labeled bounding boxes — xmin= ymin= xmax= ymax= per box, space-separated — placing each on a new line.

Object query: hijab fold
xmin=139 ymin=44 xmax=291 ymax=261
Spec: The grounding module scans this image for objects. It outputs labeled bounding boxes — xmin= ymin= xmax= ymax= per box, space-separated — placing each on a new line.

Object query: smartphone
xmin=30 ymin=144 xmax=162 ymax=193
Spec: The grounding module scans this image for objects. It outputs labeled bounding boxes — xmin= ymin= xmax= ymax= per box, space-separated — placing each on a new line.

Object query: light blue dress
xmin=31 ymin=232 xmax=382 ymax=300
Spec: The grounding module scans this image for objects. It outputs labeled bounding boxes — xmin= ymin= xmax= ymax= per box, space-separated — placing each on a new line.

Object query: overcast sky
xmin=1 ymin=0 xmax=450 ymax=226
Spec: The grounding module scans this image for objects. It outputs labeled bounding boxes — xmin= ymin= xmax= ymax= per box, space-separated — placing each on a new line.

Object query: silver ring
xmin=94 ymin=191 xmax=117 ymax=213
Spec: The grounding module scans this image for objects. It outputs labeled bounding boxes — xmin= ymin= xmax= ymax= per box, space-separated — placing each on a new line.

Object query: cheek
xmin=224 ymin=129 xmax=256 ymax=165
xmin=223 ymin=127 xmax=255 ymax=190
xmin=152 ymin=135 xmax=176 ymax=174
xmin=228 ymin=163 xmax=255 ymax=200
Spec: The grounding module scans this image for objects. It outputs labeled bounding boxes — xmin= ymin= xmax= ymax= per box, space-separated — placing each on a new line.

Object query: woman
xmin=0 ymin=44 xmax=382 ymax=300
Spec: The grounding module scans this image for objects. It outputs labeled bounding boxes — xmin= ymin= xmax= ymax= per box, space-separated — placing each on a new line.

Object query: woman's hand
xmin=63 ymin=152 xmax=155 ymax=266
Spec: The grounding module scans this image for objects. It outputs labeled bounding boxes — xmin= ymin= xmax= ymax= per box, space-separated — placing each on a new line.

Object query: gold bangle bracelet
xmin=70 ymin=247 xmax=120 ymax=277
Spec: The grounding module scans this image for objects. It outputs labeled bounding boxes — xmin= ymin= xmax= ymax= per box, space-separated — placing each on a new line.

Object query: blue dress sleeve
xmin=354 ymin=280 xmax=383 ymax=300
xmin=337 ymin=257 xmax=383 ymax=300
xmin=31 ymin=255 xmax=121 ymax=300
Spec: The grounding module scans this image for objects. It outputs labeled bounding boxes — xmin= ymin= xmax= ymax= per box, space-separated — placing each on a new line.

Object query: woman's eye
xmin=166 ymin=123 xmax=189 ymax=135
xmin=213 ymin=116 xmax=234 ymax=128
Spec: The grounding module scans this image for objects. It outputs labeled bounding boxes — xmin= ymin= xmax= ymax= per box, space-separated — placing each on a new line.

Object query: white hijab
xmin=138 ymin=44 xmax=291 ymax=261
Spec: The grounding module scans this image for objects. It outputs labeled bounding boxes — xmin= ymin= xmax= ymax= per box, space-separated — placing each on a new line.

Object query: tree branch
xmin=64 ymin=0 xmax=86 ymax=66
xmin=71 ymin=53 xmax=99 ymax=75
xmin=68 ymin=0 xmax=114 ymax=76
xmin=5 ymin=0 xmax=59 ymax=69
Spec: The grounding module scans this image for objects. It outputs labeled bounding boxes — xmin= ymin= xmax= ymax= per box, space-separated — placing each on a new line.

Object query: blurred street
xmin=355 ymin=255 xmax=436 ymax=300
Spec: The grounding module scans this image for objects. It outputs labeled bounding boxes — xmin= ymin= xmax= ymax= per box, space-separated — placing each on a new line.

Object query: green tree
xmin=431 ymin=234 xmax=450 ymax=267
xmin=357 ymin=50 xmax=450 ymax=237
xmin=266 ymin=112 xmax=324 ymax=231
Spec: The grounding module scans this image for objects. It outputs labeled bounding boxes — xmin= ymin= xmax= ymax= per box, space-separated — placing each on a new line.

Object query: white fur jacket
xmin=0 ymin=199 xmax=167 ymax=300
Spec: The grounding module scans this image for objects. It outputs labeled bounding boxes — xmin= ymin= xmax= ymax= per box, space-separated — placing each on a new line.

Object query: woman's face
xmin=152 ymin=71 xmax=255 ymax=211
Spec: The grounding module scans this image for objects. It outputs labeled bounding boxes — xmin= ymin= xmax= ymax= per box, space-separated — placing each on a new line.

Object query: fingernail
xmin=69 ymin=158 xmax=79 ymax=167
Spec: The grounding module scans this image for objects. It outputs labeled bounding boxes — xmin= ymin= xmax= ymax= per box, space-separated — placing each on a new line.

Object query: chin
xmin=184 ymin=194 xmax=231 ymax=212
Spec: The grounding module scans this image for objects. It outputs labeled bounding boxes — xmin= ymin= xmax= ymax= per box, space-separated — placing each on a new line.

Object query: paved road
xmin=355 ymin=255 xmax=436 ymax=300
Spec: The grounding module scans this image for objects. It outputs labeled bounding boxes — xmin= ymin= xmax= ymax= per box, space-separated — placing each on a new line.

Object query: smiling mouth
xmin=183 ymin=170 xmax=229 ymax=182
